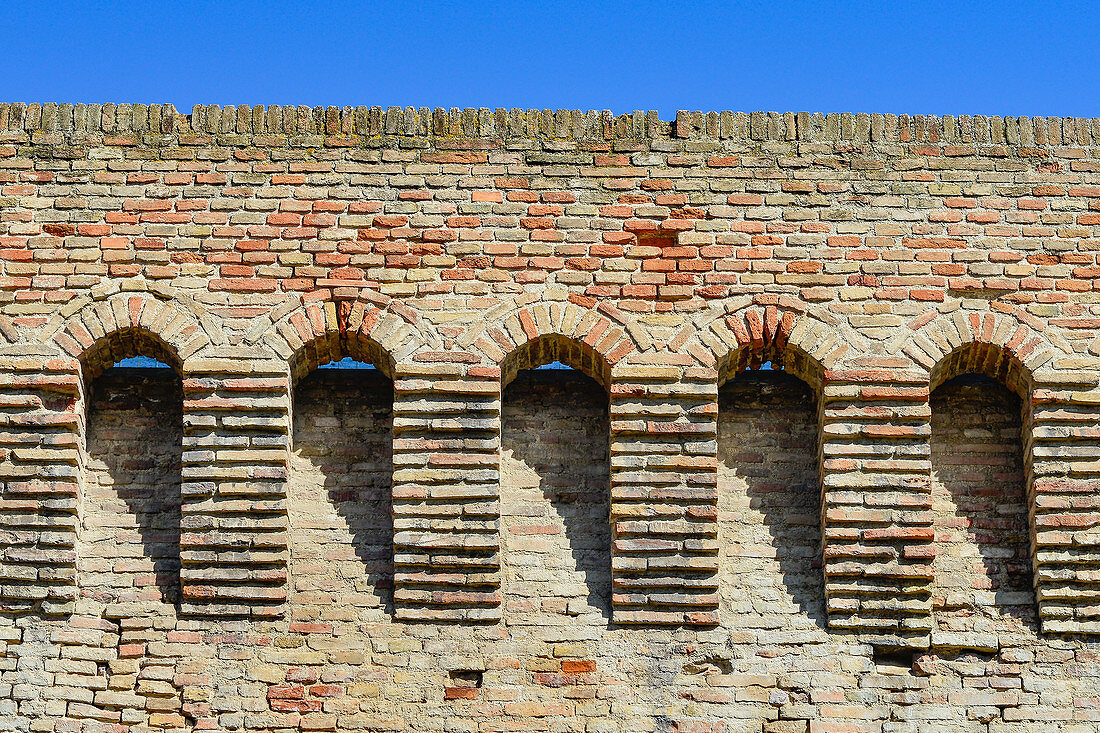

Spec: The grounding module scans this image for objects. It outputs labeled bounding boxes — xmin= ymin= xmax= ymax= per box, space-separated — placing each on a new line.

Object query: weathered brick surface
xmin=930 ymin=375 xmax=1035 ymax=650
xmin=501 ymin=369 xmax=611 ymax=622
xmin=290 ymin=369 xmax=393 ymax=618
xmin=718 ymin=371 xmax=824 ymax=632
xmin=0 ymin=103 xmax=1099 ymax=728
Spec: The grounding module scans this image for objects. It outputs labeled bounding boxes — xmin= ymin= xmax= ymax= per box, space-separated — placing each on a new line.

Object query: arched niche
xmin=79 ymin=328 xmax=183 ymax=609
xmin=499 ymin=334 xmax=612 ymax=623
xmin=929 ymin=343 xmax=1037 ymax=641
xmin=286 ymin=331 xmax=395 ymax=619
xmin=716 ymin=340 xmax=826 ymax=629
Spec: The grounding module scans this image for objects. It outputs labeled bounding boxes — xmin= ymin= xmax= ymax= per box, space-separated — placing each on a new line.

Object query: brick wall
xmin=930 ymin=375 xmax=1035 ymax=649
xmin=501 ymin=368 xmax=611 ymax=621
xmin=0 ymin=103 xmax=1099 ymax=730
xmin=289 ymin=368 xmax=393 ymax=618
xmin=718 ymin=370 xmax=824 ymax=629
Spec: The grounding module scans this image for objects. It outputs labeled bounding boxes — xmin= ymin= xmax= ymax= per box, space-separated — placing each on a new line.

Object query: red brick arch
xmin=903 ymin=309 xmax=1086 ymax=640
xmin=45 ymin=293 xmax=214 ymax=381
xmin=465 ymin=299 xmax=644 ymax=390
xmin=901 ymin=309 xmax=1069 ymax=397
xmin=675 ymin=300 xmax=856 ymax=392
xmin=249 ymin=294 xmax=437 ymax=382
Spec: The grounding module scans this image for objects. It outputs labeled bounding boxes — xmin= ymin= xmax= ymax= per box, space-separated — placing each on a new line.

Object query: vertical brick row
xmin=609 ymin=362 xmax=719 ymax=625
xmin=392 ymin=364 xmax=501 ymax=621
xmin=1029 ymin=386 xmax=1100 ymax=634
xmin=820 ymin=371 xmax=934 ymax=648
xmin=0 ymin=350 xmax=80 ymax=616
xmin=180 ymin=353 xmax=289 ymax=618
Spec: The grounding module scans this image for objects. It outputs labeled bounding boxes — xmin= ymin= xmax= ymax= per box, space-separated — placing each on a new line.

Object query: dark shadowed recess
xmin=85 ymin=365 xmax=182 ymax=605
xmin=718 ymin=368 xmax=825 ymax=627
xmin=502 ymin=367 xmax=612 ymax=621
xmin=292 ymin=365 xmax=394 ymax=614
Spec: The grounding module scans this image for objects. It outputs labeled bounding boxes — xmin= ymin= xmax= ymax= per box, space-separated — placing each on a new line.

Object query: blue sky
xmin=2 ymin=1 xmax=1098 ymax=118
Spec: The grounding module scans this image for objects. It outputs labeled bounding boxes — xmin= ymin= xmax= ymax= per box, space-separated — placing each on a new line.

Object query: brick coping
xmin=2 ymin=102 xmax=1099 ymax=145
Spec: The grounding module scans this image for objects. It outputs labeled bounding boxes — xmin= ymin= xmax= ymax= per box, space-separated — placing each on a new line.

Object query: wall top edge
xmin=0 ymin=102 xmax=1097 ymax=146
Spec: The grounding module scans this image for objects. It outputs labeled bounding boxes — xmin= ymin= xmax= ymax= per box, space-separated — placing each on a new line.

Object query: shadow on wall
xmin=501 ymin=369 xmax=612 ymax=622
xmin=718 ymin=370 xmax=826 ymax=629
xmin=930 ymin=374 xmax=1036 ymax=631
xmin=291 ymin=368 xmax=394 ymax=615
xmin=85 ymin=367 xmax=182 ymax=606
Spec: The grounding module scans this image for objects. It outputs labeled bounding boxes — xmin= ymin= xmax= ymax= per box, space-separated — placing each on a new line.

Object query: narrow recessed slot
xmin=444 ymin=670 xmax=483 ymax=700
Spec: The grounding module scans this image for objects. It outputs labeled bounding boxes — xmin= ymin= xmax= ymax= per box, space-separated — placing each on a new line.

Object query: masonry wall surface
xmin=1 ymin=103 xmax=1100 ymax=732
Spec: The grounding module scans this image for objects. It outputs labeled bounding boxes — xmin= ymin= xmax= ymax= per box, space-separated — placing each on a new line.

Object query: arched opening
xmin=80 ymin=329 xmax=183 ymax=608
xmin=500 ymin=334 xmax=612 ymax=623
xmin=930 ymin=345 xmax=1036 ymax=641
xmin=287 ymin=332 xmax=394 ymax=619
xmin=716 ymin=343 xmax=826 ymax=628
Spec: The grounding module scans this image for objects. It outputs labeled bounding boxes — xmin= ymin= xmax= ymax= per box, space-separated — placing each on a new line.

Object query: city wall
xmin=0 ymin=103 xmax=1099 ymax=731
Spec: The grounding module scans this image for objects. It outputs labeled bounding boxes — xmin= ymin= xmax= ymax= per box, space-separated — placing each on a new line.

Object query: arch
xmin=502 ymin=334 xmax=612 ymax=391
xmin=46 ymin=293 xmax=212 ymax=382
xmin=675 ymin=301 xmax=849 ymax=393
xmin=288 ymin=342 xmax=395 ymax=617
xmin=468 ymin=300 xmax=641 ymax=390
xmin=279 ymin=300 xmax=403 ymax=617
xmin=484 ymin=300 xmax=632 ymax=623
xmin=250 ymin=294 xmax=436 ymax=382
xmin=902 ymin=309 xmax=1069 ymax=397
xmin=704 ymin=305 xmax=832 ymax=627
xmin=458 ymin=294 xmax=653 ymax=355
xmin=289 ymin=329 xmax=393 ymax=384
xmin=676 ymin=301 xmax=848 ymax=629
xmin=913 ymin=310 xmax=1050 ymax=640
xmin=80 ymin=328 xmax=182 ymax=381
xmin=932 ymin=343 xmax=1033 ymax=399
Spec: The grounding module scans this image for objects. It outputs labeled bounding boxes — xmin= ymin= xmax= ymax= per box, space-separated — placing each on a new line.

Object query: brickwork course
xmin=0 ymin=102 xmax=1099 ymax=731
